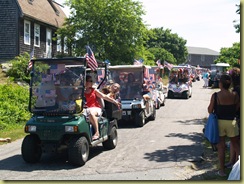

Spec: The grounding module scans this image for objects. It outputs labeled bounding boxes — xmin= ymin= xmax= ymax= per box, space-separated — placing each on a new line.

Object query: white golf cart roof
xmin=109 ymin=65 xmax=151 ymax=69
xmin=171 ymin=65 xmax=190 ymax=70
xmin=211 ymin=63 xmax=230 ymax=67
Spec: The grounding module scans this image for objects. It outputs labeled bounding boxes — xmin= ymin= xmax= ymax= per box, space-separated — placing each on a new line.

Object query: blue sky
xmin=56 ymin=0 xmax=240 ymax=52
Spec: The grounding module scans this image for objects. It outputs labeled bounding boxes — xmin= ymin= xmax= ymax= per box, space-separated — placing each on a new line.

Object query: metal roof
xmin=187 ymin=46 xmax=220 ymax=56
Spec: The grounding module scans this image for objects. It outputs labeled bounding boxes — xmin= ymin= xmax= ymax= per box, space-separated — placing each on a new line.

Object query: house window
xmin=64 ymin=37 xmax=68 ymax=53
xmin=46 ymin=28 xmax=52 ymax=58
xmin=57 ymin=35 xmax=61 ymax=52
xmin=24 ymin=20 xmax=31 ymax=45
xmin=34 ymin=24 xmax=40 ymax=47
xmin=188 ymin=55 xmax=191 ymax=62
xmin=201 ymin=55 xmax=205 ymax=61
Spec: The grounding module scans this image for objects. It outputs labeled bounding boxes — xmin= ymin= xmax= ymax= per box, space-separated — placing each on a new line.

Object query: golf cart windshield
xmin=169 ymin=66 xmax=191 ymax=84
xmin=29 ymin=58 xmax=86 ymax=115
xmin=109 ymin=67 xmax=144 ymax=99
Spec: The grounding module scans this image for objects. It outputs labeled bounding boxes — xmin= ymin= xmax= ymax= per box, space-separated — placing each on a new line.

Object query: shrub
xmin=0 ymin=84 xmax=31 ymax=130
xmin=6 ymin=52 xmax=31 ymax=83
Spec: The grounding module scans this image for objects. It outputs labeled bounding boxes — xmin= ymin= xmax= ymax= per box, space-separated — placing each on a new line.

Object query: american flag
xmin=163 ymin=61 xmax=174 ymax=70
xmin=133 ymin=59 xmax=143 ymax=65
xmin=28 ymin=49 xmax=34 ymax=70
xmin=156 ymin=59 xmax=162 ymax=67
xmin=97 ymin=68 xmax=105 ymax=83
xmin=45 ymin=89 xmax=56 ymax=97
xmin=86 ymin=46 xmax=98 ymax=71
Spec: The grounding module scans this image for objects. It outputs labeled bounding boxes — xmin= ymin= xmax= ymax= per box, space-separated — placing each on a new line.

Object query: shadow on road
xmin=0 ymin=146 xmax=105 ymax=172
xmin=144 ymin=117 xmax=205 ymax=163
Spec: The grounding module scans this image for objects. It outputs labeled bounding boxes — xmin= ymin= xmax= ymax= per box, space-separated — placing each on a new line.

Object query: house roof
xmin=187 ymin=46 xmax=220 ymax=56
xmin=17 ymin=0 xmax=66 ymax=28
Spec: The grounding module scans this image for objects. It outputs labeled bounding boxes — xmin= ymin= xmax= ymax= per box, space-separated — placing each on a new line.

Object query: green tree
xmin=59 ymin=0 xmax=148 ymax=65
xmin=147 ymin=47 xmax=176 ymax=65
xmin=215 ymin=42 xmax=240 ymax=68
xmin=146 ymin=27 xmax=188 ymax=64
xmin=233 ymin=4 xmax=240 ymax=33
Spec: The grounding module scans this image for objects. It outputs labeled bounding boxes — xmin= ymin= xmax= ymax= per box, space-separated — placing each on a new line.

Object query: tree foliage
xmin=59 ymin=0 xmax=148 ymax=65
xmin=147 ymin=47 xmax=176 ymax=65
xmin=233 ymin=4 xmax=240 ymax=33
xmin=146 ymin=27 xmax=188 ymax=64
xmin=215 ymin=42 xmax=240 ymax=68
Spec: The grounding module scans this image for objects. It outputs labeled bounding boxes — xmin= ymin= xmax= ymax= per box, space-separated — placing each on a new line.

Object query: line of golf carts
xmin=21 ymin=57 xmax=167 ymax=166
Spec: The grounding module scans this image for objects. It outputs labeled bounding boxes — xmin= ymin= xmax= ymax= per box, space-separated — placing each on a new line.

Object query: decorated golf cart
xmin=21 ymin=57 xmax=121 ymax=166
xmin=108 ymin=65 xmax=156 ymax=127
xmin=167 ymin=66 xmax=192 ymax=99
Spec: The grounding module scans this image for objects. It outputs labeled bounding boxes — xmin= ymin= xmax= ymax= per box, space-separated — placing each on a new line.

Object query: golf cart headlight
xmin=25 ymin=125 xmax=36 ymax=132
xmin=132 ymin=104 xmax=141 ymax=109
xmin=65 ymin=126 xmax=78 ymax=132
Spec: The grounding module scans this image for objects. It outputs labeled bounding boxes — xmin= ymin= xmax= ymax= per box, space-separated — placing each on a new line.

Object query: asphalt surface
xmin=0 ymin=79 xmax=217 ymax=181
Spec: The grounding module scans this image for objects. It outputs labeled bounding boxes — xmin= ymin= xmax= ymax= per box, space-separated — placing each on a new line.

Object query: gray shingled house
xmin=186 ymin=46 xmax=220 ymax=68
xmin=0 ymin=0 xmax=67 ymax=62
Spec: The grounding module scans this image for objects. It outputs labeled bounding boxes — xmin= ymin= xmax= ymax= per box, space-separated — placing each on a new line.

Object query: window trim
xmin=24 ymin=20 xmax=31 ymax=45
xmin=34 ymin=23 xmax=40 ymax=47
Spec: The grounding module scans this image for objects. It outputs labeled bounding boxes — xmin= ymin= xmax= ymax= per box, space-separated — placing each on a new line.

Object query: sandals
xmin=92 ymin=135 xmax=99 ymax=141
xmin=216 ymin=171 xmax=227 ymax=177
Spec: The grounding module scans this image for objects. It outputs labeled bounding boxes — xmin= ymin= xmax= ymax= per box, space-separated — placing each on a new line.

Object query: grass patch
xmin=0 ymin=123 xmax=27 ymax=145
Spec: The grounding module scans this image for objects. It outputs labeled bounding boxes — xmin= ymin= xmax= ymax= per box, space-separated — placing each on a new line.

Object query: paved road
xmin=0 ymin=80 xmax=216 ymax=180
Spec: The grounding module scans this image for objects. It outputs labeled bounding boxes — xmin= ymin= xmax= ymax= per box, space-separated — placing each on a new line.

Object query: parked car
xmin=109 ymin=65 xmax=156 ymax=127
xmin=21 ymin=57 xmax=121 ymax=166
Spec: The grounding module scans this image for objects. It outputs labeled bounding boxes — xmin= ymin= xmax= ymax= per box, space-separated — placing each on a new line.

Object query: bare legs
xmin=217 ymin=136 xmax=226 ymax=175
xmin=88 ymin=109 xmax=100 ymax=139
xmin=217 ymin=136 xmax=240 ymax=175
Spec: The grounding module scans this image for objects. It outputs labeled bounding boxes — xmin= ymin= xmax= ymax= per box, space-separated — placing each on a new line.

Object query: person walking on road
xmin=203 ymin=70 xmax=210 ymax=88
xmin=207 ymin=74 xmax=240 ymax=177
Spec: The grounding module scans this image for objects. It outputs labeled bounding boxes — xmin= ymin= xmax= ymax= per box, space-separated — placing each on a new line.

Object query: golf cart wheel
xmin=68 ymin=136 xmax=89 ymax=166
xmin=156 ymin=99 xmax=160 ymax=109
xmin=21 ymin=134 xmax=42 ymax=163
xmin=149 ymin=105 xmax=156 ymax=120
xmin=162 ymin=98 xmax=166 ymax=106
xmin=135 ymin=111 xmax=145 ymax=127
xmin=183 ymin=91 xmax=189 ymax=99
xmin=167 ymin=91 xmax=173 ymax=99
xmin=102 ymin=126 xmax=118 ymax=150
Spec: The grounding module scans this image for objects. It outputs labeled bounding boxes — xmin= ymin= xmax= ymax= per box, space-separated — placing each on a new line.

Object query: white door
xmin=46 ymin=29 xmax=52 ymax=58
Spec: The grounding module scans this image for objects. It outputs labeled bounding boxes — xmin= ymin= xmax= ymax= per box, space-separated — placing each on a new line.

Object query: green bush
xmin=6 ymin=52 xmax=31 ymax=83
xmin=0 ymin=84 xmax=31 ymax=131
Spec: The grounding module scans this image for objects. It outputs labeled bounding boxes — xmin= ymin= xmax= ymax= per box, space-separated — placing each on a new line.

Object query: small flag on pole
xmin=85 ymin=46 xmax=98 ymax=71
xmin=156 ymin=59 xmax=163 ymax=68
xmin=163 ymin=61 xmax=174 ymax=70
xmin=28 ymin=49 xmax=34 ymax=70
xmin=133 ymin=59 xmax=143 ymax=65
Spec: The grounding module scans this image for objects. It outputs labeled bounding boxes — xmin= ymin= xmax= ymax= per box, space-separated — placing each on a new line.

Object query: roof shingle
xmin=17 ymin=0 xmax=66 ymax=28
xmin=187 ymin=46 xmax=220 ymax=56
